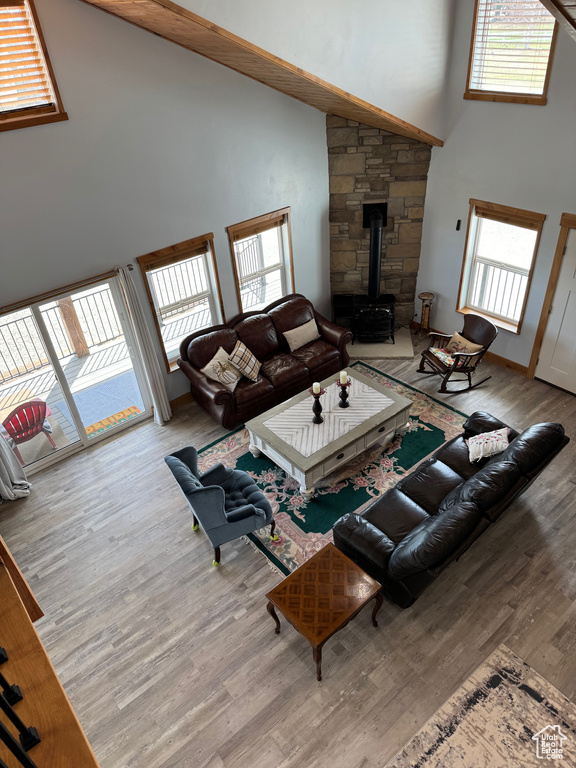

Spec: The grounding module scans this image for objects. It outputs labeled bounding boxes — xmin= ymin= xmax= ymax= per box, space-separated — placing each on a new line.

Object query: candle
xmin=340 ymin=370 xmax=348 ymax=386
xmin=312 ymin=382 xmax=321 ymax=394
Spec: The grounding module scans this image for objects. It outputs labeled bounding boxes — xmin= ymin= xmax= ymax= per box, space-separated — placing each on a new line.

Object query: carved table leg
xmin=267 ymin=601 xmax=281 ymax=634
xmin=371 ymin=592 xmax=384 ymax=627
xmin=396 ymin=421 xmax=411 ymax=437
xmin=300 ymin=485 xmax=314 ymax=501
xmin=249 ymin=444 xmax=261 ymax=458
xmin=313 ymin=646 xmax=323 ymax=681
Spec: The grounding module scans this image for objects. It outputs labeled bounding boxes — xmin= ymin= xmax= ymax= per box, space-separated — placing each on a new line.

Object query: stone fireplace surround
xmin=327 ymin=116 xmax=432 ymax=327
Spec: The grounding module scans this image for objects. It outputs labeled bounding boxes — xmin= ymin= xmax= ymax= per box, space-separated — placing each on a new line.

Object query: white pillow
xmin=200 ymin=346 xmax=242 ymax=391
xmin=283 ymin=318 xmax=320 ymax=352
xmin=466 ymin=428 xmax=510 ymax=463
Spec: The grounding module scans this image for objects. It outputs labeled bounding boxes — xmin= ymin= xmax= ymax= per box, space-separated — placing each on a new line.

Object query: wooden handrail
xmin=0 ymin=548 xmax=101 ymax=766
xmin=0 ymin=536 xmax=42 ymax=623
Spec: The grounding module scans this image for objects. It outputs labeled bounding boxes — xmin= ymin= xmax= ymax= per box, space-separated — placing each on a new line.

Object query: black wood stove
xmin=332 ymin=202 xmax=396 ymax=344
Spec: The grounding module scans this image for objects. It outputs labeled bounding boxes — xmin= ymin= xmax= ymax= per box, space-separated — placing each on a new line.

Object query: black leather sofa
xmin=333 ymin=411 xmax=569 ymax=608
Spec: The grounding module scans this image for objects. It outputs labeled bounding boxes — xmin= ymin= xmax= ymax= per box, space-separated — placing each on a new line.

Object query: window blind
xmin=137 ymin=235 xmax=212 ymax=272
xmin=230 ymin=214 xmax=285 ymax=243
xmin=471 ymin=199 xmax=545 ymax=230
xmin=0 ymin=0 xmax=55 ymax=114
xmin=469 ymin=0 xmax=556 ymax=96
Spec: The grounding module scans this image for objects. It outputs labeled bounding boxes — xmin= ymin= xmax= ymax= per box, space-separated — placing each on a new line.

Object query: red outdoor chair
xmin=2 ymin=400 xmax=57 ymax=466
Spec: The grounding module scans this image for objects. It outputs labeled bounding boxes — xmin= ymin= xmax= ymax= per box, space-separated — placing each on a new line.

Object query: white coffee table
xmin=245 ymin=370 xmax=412 ymax=499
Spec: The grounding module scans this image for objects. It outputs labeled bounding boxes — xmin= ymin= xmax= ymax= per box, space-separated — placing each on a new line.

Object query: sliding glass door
xmin=0 ymin=277 xmax=151 ymax=471
xmin=0 ymin=307 xmax=83 ymax=467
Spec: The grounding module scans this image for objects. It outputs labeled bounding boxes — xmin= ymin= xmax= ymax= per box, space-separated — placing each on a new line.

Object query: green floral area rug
xmin=198 ymin=361 xmax=468 ymax=575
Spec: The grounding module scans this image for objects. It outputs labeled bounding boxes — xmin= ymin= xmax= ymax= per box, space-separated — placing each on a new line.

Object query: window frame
xmin=457 ymin=198 xmax=546 ymax=334
xmin=226 ymin=206 xmax=295 ymax=314
xmin=137 ymin=233 xmax=225 ymax=374
xmin=0 ymin=0 xmax=67 ymax=132
xmin=464 ymin=0 xmax=558 ymax=106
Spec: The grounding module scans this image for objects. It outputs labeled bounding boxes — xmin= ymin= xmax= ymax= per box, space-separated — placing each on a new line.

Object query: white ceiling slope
xmin=180 ymin=0 xmax=456 ymax=138
xmin=77 ymin=0 xmax=452 ymax=143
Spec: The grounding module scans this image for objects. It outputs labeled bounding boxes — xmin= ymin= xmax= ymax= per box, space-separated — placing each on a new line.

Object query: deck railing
xmin=0 ymin=314 xmax=51 ymax=385
xmin=236 ymin=235 xmax=263 ymax=281
xmin=0 ymin=289 xmax=123 ymax=386
xmin=73 ymin=288 xmax=122 ymax=348
xmin=469 ymin=257 xmax=528 ymax=322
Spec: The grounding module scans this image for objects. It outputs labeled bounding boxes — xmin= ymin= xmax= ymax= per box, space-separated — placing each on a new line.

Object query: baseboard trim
xmin=170 ymin=391 xmax=193 ymax=409
xmin=483 ymin=351 xmax=528 ymax=376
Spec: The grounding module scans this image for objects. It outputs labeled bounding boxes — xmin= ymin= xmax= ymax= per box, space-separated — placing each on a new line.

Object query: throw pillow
xmin=466 ymin=427 xmax=510 ymax=463
xmin=200 ymin=346 xmax=242 ymax=391
xmin=283 ymin=317 xmax=320 ymax=352
xmin=228 ymin=340 xmax=261 ymax=382
xmin=446 ymin=331 xmax=483 ymax=356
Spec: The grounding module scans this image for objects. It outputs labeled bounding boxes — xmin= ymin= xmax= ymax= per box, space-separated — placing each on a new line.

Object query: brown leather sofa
xmin=333 ymin=411 xmax=569 ymax=608
xmin=178 ymin=294 xmax=352 ymax=429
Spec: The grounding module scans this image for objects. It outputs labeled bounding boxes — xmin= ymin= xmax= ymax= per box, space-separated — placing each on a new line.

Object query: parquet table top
xmin=266 ymin=543 xmax=382 ymax=648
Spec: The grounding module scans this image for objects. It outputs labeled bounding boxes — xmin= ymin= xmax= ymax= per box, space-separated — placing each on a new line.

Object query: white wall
xmin=418 ymin=3 xmax=576 ymax=368
xmin=181 ymin=0 xmax=455 ymax=139
xmin=0 ymin=0 xmax=330 ymax=400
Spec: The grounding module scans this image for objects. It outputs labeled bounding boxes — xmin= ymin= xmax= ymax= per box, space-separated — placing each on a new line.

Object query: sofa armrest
xmin=178 ymin=358 xmax=234 ymax=407
xmin=462 ymin=411 xmax=516 ymax=439
xmin=333 ymin=513 xmax=396 ymax=569
xmin=315 ymin=312 xmax=352 ymax=361
xmin=499 ymin=422 xmax=568 ymax=478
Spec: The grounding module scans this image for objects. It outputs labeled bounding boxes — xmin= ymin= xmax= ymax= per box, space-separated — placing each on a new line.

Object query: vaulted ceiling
xmin=78 ymin=0 xmax=444 ymax=147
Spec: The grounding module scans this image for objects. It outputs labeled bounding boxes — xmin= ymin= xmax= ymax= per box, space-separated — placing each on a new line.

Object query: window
xmin=457 ymin=199 xmax=545 ymax=333
xmin=227 ymin=207 xmax=295 ymax=313
xmin=464 ymin=0 xmax=558 ymax=105
xmin=137 ymin=234 xmax=224 ymax=372
xmin=0 ymin=0 xmax=67 ymax=131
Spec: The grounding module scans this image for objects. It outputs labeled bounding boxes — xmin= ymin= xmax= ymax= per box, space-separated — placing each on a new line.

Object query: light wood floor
xmin=1 ymin=339 xmax=575 ymax=768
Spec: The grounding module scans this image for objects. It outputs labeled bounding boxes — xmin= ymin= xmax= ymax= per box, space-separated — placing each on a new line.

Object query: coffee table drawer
xmin=365 ymin=408 xmax=411 ymax=449
xmin=365 ymin=422 xmax=393 ymax=448
xmin=322 ymin=442 xmax=358 ymax=474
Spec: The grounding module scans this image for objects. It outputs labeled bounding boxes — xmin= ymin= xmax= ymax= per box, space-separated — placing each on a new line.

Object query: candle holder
xmin=309 ymin=386 xmax=326 ymax=424
xmin=335 ymin=377 xmax=352 ymax=408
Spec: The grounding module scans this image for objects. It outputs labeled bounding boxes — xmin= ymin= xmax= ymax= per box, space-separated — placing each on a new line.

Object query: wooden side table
xmin=418 ymin=291 xmax=435 ymax=338
xmin=265 ymin=543 xmax=383 ymax=681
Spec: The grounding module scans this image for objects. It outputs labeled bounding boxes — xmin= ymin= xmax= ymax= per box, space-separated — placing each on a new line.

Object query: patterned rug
xmin=198 ymin=361 xmax=468 ymax=575
xmin=385 ymin=644 xmax=576 ymax=767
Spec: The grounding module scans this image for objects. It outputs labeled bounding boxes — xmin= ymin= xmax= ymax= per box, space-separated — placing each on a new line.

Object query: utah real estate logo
xmin=532 ymin=725 xmax=567 ymax=760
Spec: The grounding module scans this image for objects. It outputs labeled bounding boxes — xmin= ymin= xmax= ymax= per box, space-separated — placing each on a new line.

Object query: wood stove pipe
xmin=368 ymin=211 xmax=384 ymax=302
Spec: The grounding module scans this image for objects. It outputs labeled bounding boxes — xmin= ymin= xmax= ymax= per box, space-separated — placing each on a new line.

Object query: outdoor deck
xmin=0 ymin=339 xmax=145 ymax=466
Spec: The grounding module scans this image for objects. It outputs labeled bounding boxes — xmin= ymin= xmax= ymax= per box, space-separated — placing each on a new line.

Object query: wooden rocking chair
xmin=417 ymin=314 xmax=498 ymax=393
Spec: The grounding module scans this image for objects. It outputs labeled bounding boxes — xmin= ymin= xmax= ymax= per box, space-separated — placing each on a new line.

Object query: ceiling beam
xmin=539 ymin=0 xmax=576 ymax=42
xmin=78 ymin=0 xmax=444 ymax=147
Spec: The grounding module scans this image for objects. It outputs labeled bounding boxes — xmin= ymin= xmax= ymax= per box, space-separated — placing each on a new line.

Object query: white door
xmin=536 ymin=228 xmax=576 ymax=393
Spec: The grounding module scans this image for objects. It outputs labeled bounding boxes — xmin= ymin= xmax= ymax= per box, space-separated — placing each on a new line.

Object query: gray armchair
xmin=165 ymin=446 xmax=276 ymax=566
